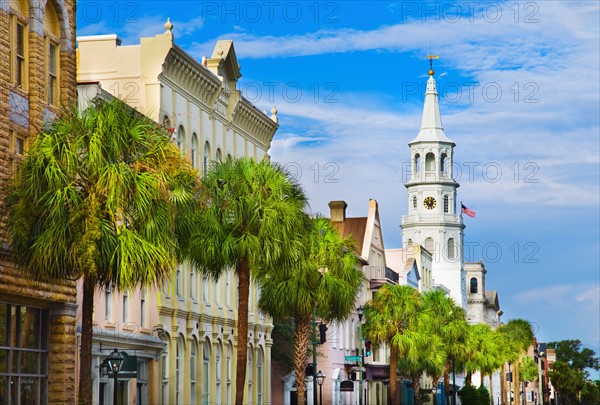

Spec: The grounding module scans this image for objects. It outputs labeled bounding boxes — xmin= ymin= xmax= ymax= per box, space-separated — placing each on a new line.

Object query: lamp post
xmin=357 ymin=305 xmax=364 ymax=405
xmin=106 ymin=348 xmax=124 ymax=405
xmin=537 ymin=351 xmax=545 ymax=405
xmin=316 ymin=370 xmax=325 ymax=405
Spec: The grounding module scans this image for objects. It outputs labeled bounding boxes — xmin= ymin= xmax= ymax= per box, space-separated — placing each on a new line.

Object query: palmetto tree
xmin=421 ymin=289 xmax=470 ymax=405
xmin=258 ymin=217 xmax=364 ymax=403
xmin=184 ymin=156 xmax=308 ymax=405
xmin=466 ymin=323 xmax=505 ymax=404
xmin=363 ymin=284 xmax=423 ymax=404
xmin=499 ymin=319 xmax=535 ymax=405
xmin=4 ymin=100 xmax=198 ymax=404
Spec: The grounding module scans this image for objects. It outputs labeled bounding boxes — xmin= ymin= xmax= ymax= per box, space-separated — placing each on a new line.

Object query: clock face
xmin=424 ymin=196 xmax=436 ymax=209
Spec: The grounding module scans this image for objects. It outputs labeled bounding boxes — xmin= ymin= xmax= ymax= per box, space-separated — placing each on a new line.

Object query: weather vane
xmin=426 ymin=54 xmax=439 ymax=76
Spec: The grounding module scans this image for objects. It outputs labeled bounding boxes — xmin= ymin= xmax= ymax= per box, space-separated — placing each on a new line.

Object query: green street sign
xmin=345 ymin=355 xmax=361 ymax=362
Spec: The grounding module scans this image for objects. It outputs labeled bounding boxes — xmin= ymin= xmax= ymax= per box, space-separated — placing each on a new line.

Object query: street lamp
xmin=106 ymin=348 xmax=124 ymax=405
xmin=357 ymin=305 xmax=364 ymax=405
xmin=538 ymin=351 xmax=545 ymax=405
xmin=316 ymin=370 xmax=325 ymax=405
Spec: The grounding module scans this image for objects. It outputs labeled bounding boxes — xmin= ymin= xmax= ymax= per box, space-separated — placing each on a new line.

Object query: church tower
xmin=401 ymin=61 xmax=466 ymax=308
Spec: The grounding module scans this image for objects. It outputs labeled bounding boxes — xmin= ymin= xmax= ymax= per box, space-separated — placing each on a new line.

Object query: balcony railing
xmin=365 ymin=266 xmax=399 ymax=284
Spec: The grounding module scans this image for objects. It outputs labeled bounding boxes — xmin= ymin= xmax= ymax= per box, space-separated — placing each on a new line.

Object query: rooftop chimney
xmin=328 ymin=200 xmax=347 ymax=222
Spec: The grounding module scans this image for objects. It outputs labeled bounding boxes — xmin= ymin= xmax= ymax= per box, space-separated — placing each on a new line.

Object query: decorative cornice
xmin=231 ymin=97 xmax=278 ymax=149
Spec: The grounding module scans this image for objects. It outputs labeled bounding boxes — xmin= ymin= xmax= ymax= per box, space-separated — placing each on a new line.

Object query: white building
xmin=77 ymin=20 xmax=278 ymax=405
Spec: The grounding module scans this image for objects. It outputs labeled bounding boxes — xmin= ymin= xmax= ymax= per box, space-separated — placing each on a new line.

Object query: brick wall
xmin=0 ymin=0 xmax=78 ymax=403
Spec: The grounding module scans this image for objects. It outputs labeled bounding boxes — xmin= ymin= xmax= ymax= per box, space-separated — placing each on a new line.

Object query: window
xmin=122 ymin=290 xmax=129 ymax=323
xmin=105 ymin=285 xmax=112 ymax=321
xmin=225 ymin=268 xmax=231 ymax=308
xmin=190 ymin=267 xmax=197 ymax=301
xmin=190 ymin=339 xmax=197 ymax=404
xmin=216 ymin=148 xmax=222 ymax=163
xmin=44 ymin=1 xmax=60 ymax=105
xmin=447 ymin=238 xmax=455 ymax=260
xmin=257 ymin=349 xmax=264 ymax=405
xmin=140 ymin=287 xmax=146 ymax=327
xmin=226 ymin=344 xmax=232 ymax=404
xmin=424 ymin=237 xmax=435 ymax=254
xmin=176 ymin=264 xmax=183 ymax=298
xmin=203 ymin=141 xmax=211 ymax=175
xmin=444 ymin=195 xmax=449 ymax=213
xmin=216 ymin=277 xmax=222 ymax=307
xmin=441 ymin=153 xmax=448 ymax=174
xmin=10 ymin=1 xmax=28 ymax=90
xmin=202 ymin=340 xmax=210 ymax=405
xmin=202 ymin=274 xmax=209 ymax=304
xmin=215 ymin=342 xmax=222 ymax=404
xmin=177 ymin=126 xmax=184 ymax=151
xmin=247 ymin=348 xmax=253 ymax=395
xmin=412 ymin=196 xmax=417 ymax=210
xmin=161 ymin=336 xmax=170 ymax=404
xmin=414 ymin=153 xmax=421 ymax=173
xmin=0 ymin=304 xmax=49 ymax=405
xmin=176 ymin=336 xmax=184 ymax=404
xmin=191 ymin=133 xmax=198 ymax=169
xmin=470 ymin=277 xmax=478 ymax=294
xmin=425 ymin=152 xmax=435 ymax=171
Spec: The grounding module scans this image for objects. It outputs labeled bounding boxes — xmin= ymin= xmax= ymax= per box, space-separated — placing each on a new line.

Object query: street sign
xmin=345 ymin=355 xmax=361 ymax=362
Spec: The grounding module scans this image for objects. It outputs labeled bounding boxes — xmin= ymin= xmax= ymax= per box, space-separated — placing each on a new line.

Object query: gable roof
xmin=332 ymin=217 xmax=367 ymax=252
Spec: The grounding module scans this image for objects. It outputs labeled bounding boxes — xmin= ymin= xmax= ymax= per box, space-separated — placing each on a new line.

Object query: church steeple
xmin=410 ymin=60 xmax=453 ymax=145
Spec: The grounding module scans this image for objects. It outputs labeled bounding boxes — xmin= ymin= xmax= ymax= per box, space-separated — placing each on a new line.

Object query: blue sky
xmin=77 ymin=1 xmax=600 ymax=368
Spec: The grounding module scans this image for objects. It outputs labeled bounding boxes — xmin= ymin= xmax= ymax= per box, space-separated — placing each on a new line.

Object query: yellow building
xmin=0 ymin=0 xmax=77 ymax=404
xmin=77 ymin=20 xmax=278 ymax=404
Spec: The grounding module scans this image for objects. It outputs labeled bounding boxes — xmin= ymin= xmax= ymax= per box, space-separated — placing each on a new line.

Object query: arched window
xmin=414 ymin=153 xmax=421 ymax=173
xmin=257 ymin=348 xmax=264 ymax=405
xmin=444 ymin=195 xmax=449 ymax=213
xmin=406 ymin=239 xmax=413 ymax=246
xmin=447 ymin=238 xmax=455 ymax=260
xmin=190 ymin=265 xmax=197 ymax=301
xmin=202 ymin=339 xmax=211 ymax=404
xmin=470 ymin=277 xmax=478 ymax=294
xmin=177 ymin=126 xmax=184 ymax=151
xmin=425 ymin=153 xmax=435 ymax=171
xmin=191 ymin=133 xmax=198 ymax=169
xmin=176 ymin=336 xmax=184 ymax=404
xmin=226 ymin=343 xmax=233 ymax=404
xmin=10 ymin=0 xmax=28 ymax=90
xmin=44 ymin=1 xmax=60 ymax=105
xmin=424 ymin=237 xmax=435 ymax=254
xmin=176 ymin=264 xmax=183 ymax=298
xmin=203 ymin=141 xmax=211 ymax=175
xmin=441 ymin=153 xmax=448 ymax=175
xmin=190 ymin=338 xmax=197 ymax=404
xmin=216 ymin=341 xmax=222 ymax=404
xmin=161 ymin=333 xmax=171 ymax=404
xmin=412 ymin=196 xmax=417 ymax=210
xmin=216 ymin=148 xmax=222 ymax=163
xmin=247 ymin=346 xmax=254 ymax=396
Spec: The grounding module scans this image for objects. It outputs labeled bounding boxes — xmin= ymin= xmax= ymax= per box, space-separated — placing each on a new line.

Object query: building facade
xmin=77 ymin=21 xmax=278 ymax=405
xmin=0 ymin=0 xmax=77 ymax=404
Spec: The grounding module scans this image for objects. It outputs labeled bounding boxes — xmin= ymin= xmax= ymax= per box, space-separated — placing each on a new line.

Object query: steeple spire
xmin=410 ymin=55 xmax=453 ymax=144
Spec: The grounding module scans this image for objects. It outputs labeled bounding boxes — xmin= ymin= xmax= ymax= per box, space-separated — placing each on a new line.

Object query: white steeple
xmin=401 ymin=58 xmax=466 ymax=309
xmin=410 ymin=72 xmax=454 ymax=145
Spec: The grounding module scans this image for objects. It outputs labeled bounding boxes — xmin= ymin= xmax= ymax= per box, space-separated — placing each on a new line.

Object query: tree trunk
xmin=500 ymin=364 xmax=506 ymax=405
xmin=412 ymin=376 xmax=421 ymax=405
xmin=488 ymin=372 xmax=495 ymax=405
xmin=293 ymin=313 xmax=312 ymax=405
xmin=78 ymin=276 xmax=95 ymax=405
xmin=514 ymin=356 xmax=521 ymax=405
xmin=444 ymin=365 xmax=451 ymax=405
xmin=390 ymin=344 xmax=399 ymax=404
xmin=235 ymin=256 xmax=251 ymax=405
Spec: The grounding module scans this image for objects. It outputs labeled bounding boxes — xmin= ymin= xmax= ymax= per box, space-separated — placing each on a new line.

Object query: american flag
xmin=461 ymin=204 xmax=476 ymax=218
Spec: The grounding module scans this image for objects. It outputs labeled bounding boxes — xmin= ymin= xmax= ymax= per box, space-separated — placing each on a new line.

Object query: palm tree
xmin=499 ymin=319 xmax=535 ymax=405
xmin=258 ymin=216 xmax=364 ymax=403
xmin=421 ymin=289 xmax=470 ymax=405
xmin=4 ymin=100 xmax=198 ymax=404
xmin=184 ymin=156 xmax=308 ymax=405
xmin=363 ymin=284 xmax=423 ymax=404
xmin=519 ymin=355 xmax=540 ymax=400
xmin=465 ymin=323 xmax=505 ymax=403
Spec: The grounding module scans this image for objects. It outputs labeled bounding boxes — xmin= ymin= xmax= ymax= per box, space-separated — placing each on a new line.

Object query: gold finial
xmin=426 ymin=54 xmax=438 ymax=76
xmin=164 ymin=18 xmax=173 ymax=33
